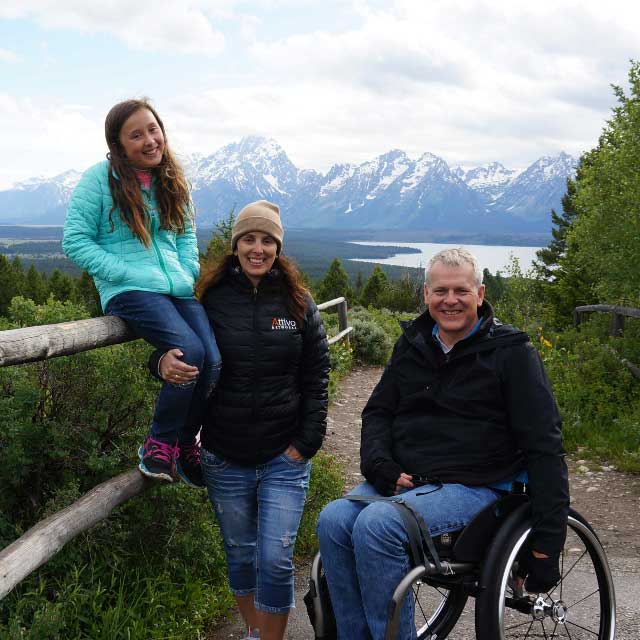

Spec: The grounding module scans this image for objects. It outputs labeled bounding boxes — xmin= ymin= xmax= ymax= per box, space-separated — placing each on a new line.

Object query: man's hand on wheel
xmin=517 ymin=550 xmax=561 ymax=594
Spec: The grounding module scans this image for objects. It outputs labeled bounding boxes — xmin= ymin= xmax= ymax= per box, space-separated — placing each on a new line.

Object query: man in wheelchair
xmin=316 ymin=248 xmax=571 ymax=639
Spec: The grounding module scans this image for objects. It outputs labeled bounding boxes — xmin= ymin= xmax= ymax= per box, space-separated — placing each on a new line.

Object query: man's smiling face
xmin=424 ymin=261 xmax=485 ymax=347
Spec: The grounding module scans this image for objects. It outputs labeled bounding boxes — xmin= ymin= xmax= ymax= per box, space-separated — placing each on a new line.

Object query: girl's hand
xmin=159 ymin=348 xmax=199 ymax=383
xmin=284 ymin=445 xmax=307 ymax=462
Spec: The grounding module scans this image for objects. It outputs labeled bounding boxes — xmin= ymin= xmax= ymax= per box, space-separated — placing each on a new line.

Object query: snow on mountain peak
xmin=0 ymin=141 xmax=577 ymax=233
xmin=400 ymin=151 xmax=451 ymax=194
xmin=456 ymin=162 xmax=519 ymax=192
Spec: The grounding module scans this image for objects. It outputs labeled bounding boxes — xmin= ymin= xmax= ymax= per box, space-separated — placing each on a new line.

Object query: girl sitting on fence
xmin=63 ymin=98 xmax=221 ymax=489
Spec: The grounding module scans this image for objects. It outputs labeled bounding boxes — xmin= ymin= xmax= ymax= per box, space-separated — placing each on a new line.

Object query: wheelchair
xmin=306 ymin=491 xmax=616 ymax=640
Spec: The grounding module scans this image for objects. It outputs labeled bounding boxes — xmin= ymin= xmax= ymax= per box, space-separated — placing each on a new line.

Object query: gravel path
xmin=209 ymin=365 xmax=640 ymax=639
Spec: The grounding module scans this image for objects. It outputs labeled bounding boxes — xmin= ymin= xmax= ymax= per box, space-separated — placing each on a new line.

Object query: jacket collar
xmin=401 ymin=301 xmax=529 ymax=359
xmin=226 ymin=256 xmax=283 ymax=294
xmin=109 ymin=160 xmax=157 ymax=190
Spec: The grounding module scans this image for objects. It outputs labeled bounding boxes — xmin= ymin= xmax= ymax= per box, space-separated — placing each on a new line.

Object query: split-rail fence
xmin=0 ymin=296 xmax=352 ymax=600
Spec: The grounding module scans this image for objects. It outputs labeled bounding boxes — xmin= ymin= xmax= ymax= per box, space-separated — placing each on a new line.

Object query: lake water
xmin=349 ymin=241 xmax=543 ymax=275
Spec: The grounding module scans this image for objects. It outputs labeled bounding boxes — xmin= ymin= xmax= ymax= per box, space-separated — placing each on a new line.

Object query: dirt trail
xmin=210 ymin=365 xmax=640 ymax=639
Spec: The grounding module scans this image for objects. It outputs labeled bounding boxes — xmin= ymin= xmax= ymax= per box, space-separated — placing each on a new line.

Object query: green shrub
xmin=296 ymin=452 xmax=345 ymax=557
xmin=328 ymin=340 xmax=354 ymax=401
xmin=351 ymin=318 xmax=392 ymax=365
xmin=0 ymin=298 xmax=233 ymax=638
xmin=537 ymin=321 xmax=640 ymax=471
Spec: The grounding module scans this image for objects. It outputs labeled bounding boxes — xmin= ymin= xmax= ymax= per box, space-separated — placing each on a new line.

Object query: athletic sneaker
xmin=241 ymin=629 xmax=260 ymax=639
xmin=176 ymin=441 xmax=205 ymax=489
xmin=138 ymin=437 xmax=177 ymax=482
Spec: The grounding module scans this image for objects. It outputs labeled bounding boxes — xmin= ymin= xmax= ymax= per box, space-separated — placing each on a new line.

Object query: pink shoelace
xmin=144 ymin=437 xmax=177 ymax=463
xmin=179 ymin=442 xmax=201 ymax=466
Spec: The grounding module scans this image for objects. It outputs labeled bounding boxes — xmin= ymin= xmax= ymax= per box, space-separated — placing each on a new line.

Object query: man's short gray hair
xmin=424 ymin=247 xmax=484 ymax=288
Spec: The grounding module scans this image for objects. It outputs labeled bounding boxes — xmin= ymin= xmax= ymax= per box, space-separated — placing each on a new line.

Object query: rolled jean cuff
xmin=255 ymin=600 xmax=295 ymax=615
xmin=230 ymin=587 xmax=255 ymax=597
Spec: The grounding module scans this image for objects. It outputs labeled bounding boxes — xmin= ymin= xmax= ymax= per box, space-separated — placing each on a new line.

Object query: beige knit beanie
xmin=231 ymin=200 xmax=284 ymax=254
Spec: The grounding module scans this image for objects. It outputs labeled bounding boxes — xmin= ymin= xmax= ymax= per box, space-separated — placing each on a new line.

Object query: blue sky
xmin=1 ymin=0 xmax=639 ymax=188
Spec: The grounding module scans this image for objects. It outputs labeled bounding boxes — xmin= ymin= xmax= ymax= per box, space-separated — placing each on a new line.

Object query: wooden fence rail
xmin=317 ymin=296 xmax=353 ymax=348
xmin=0 ymin=297 xmax=352 ymax=599
xmin=573 ymin=304 xmax=640 ymax=379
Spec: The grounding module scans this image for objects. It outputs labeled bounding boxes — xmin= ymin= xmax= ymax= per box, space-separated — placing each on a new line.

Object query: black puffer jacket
xmin=361 ymin=301 xmax=569 ymax=555
xmin=198 ymin=262 xmax=330 ymax=466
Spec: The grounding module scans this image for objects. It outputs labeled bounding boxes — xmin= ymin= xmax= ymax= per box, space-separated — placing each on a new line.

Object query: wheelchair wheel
xmin=475 ymin=509 xmax=615 ymax=640
xmin=385 ymin=565 xmax=468 ymax=640
xmin=412 ymin=574 xmax=468 ymax=639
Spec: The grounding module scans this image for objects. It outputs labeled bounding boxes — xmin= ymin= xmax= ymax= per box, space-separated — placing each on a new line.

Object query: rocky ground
xmin=210 ymin=365 xmax=640 ymax=639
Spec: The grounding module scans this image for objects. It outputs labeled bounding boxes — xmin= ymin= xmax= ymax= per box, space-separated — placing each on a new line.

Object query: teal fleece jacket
xmin=63 ymin=161 xmax=199 ymax=311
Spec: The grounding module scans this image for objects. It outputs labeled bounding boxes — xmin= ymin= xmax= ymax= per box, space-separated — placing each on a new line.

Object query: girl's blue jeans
xmin=317 ymin=481 xmax=500 ymax=640
xmin=105 ymin=290 xmax=221 ymax=445
xmin=201 ymin=447 xmax=311 ymax=614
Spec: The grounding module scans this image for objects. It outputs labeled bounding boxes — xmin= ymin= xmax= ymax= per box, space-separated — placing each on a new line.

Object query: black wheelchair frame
xmin=306 ymin=492 xmax=616 ymax=640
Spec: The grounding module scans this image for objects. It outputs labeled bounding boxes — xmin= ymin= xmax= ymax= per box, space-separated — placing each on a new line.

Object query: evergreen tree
xmin=0 ymin=254 xmax=18 ymax=317
xmin=203 ymin=209 xmax=236 ymax=264
xmin=10 ymin=256 xmax=25 ymax=297
xmin=567 ymin=60 xmax=640 ymax=304
xmin=49 ymin=268 xmax=75 ymax=302
xmin=317 ymin=258 xmax=353 ymax=303
xmin=533 ymin=171 xmax=594 ymax=325
xmin=23 ymin=264 xmax=49 ymax=304
xmin=379 ymin=272 xmax=421 ymax=312
xmin=483 ymin=268 xmax=506 ymax=306
xmin=73 ymin=271 xmax=102 ymax=316
xmin=534 ymin=178 xmax=580 ymax=281
xmin=353 ymin=271 xmax=365 ymax=300
xmin=360 ymin=265 xmax=388 ymax=308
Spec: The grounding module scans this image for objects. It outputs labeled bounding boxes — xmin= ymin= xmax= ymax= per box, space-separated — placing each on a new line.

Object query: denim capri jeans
xmin=201 ymin=447 xmax=311 ymax=614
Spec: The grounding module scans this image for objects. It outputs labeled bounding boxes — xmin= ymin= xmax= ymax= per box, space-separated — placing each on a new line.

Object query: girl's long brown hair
xmin=105 ymin=98 xmax=192 ymax=247
xmin=196 ymin=254 xmax=310 ymax=326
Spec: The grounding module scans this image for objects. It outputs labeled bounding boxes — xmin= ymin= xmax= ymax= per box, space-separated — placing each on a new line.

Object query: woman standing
xmin=153 ymin=200 xmax=330 ymax=640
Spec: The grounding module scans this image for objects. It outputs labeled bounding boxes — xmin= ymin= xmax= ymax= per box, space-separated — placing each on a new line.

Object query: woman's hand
xmin=284 ymin=445 xmax=307 ymax=462
xmin=159 ymin=348 xmax=199 ymax=384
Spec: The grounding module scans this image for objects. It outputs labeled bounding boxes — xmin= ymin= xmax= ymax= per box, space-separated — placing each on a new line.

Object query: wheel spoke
xmin=524 ymin=618 xmax=535 ymax=639
xmin=564 ymin=619 xmax=600 ymax=637
xmin=560 ymin=551 xmax=564 ymax=601
xmin=564 ymin=619 xmax=574 ymax=640
xmin=557 ymin=549 xmax=588 ymax=584
xmin=538 ymin=618 xmax=550 ymax=639
xmin=505 ymin=618 xmax=540 ymax=631
xmin=566 ymin=588 xmax=600 ymax=610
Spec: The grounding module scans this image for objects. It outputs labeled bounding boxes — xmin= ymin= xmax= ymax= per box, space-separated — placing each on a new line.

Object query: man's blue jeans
xmin=201 ymin=448 xmax=311 ymax=614
xmin=105 ymin=291 xmax=221 ymax=445
xmin=317 ymin=481 xmax=500 ymax=640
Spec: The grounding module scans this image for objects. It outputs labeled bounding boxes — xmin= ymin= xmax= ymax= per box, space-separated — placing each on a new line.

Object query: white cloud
xmin=1 ymin=0 xmax=639 ymax=183
xmin=0 ymin=48 xmax=20 ymax=62
xmin=0 ymin=94 xmax=103 ymax=186
xmin=230 ymin=0 xmax=640 ymax=168
xmin=0 ymin=1 xmax=226 ymax=56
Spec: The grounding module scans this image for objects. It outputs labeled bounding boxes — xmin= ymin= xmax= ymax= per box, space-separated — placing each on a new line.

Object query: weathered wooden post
xmin=337 ymin=299 xmax=350 ymax=350
xmin=0 ymin=470 xmax=152 ymax=599
xmin=609 ymin=312 xmax=625 ymax=337
xmin=573 ymin=308 xmax=582 ymax=330
xmin=316 ymin=296 xmax=353 ymax=347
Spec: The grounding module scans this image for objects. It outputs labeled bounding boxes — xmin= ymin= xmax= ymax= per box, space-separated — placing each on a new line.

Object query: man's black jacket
xmin=360 ymin=301 xmax=569 ymax=554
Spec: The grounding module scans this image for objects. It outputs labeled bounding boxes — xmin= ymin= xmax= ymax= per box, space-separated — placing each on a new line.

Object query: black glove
xmin=371 ymin=460 xmax=403 ymax=497
xmin=516 ymin=551 xmax=561 ymax=593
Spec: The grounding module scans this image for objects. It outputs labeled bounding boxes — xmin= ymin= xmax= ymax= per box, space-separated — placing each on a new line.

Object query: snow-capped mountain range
xmin=0 ymin=137 xmax=577 ymax=233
